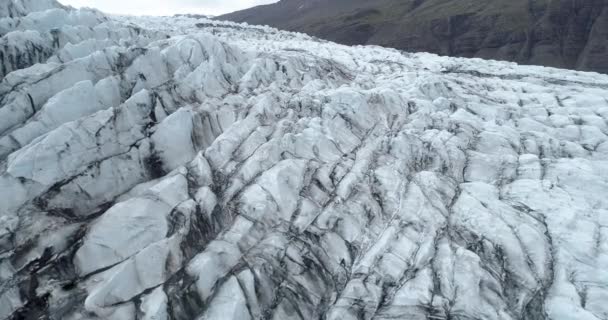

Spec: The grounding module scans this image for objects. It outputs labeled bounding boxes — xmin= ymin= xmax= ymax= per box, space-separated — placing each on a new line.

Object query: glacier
xmin=1 ymin=1 xmax=608 ymax=319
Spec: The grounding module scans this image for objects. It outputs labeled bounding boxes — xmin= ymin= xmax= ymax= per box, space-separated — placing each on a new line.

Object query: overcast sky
xmin=58 ymin=0 xmax=279 ymax=16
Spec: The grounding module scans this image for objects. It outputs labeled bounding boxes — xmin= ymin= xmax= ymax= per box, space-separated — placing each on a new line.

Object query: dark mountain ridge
xmin=221 ymin=0 xmax=608 ymax=73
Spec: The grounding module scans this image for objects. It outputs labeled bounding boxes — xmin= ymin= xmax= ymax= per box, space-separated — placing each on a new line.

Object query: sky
xmin=57 ymin=0 xmax=279 ymax=16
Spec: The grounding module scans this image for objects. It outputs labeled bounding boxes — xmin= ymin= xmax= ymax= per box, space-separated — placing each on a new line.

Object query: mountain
xmin=220 ymin=0 xmax=608 ymax=74
xmin=2 ymin=1 xmax=608 ymax=319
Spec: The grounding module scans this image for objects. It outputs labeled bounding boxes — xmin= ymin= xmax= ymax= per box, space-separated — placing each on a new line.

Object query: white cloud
xmin=57 ymin=0 xmax=278 ymax=16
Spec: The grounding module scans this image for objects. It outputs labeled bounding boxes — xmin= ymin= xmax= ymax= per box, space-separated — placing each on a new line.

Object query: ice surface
xmin=1 ymin=2 xmax=608 ymax=320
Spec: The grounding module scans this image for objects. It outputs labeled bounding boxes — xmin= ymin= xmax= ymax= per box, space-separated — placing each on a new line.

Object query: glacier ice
xmin=1 ymin=1 xmax=608 ymax=320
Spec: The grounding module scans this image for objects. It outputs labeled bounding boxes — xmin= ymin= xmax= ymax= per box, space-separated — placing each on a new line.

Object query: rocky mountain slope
xmin=2 ymin=1 xmax=608 ymax=319
xmin=221 ymin=0 xmax=608 ymax=74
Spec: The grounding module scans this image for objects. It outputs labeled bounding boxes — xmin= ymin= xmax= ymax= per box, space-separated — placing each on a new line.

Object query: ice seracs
xmin=0 ymin=0 xmax=62 ymax=19
xmin=1 ymin=2 xmax=608 ymax=320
